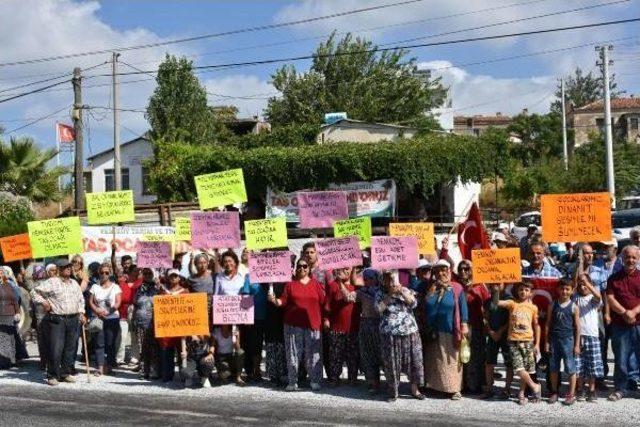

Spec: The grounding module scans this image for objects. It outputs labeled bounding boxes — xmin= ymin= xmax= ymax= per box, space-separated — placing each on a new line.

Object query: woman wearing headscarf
xmin=424 ymin=260 xmax=469 ymax=400
xmin=133 ymin=268 xmax=161 ymax=379
xmin=2 ymin=266 xmax=28 ymax=362
xmin=188 ymin=253 xmax=215 ymax=330
xmin=268 ymin=258 xmax=326 ymax=391
xmin=376 ymin=271 xmax=424 ymax=401
xmin=0 ymin=268 xmax=20 ymax=369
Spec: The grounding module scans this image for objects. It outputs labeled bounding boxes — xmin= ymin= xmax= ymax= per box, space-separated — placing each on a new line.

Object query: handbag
xmin=88 ymin=316 xmax=103 ymax=334
xmin=459 ymin=336 xmax=471 ymax=364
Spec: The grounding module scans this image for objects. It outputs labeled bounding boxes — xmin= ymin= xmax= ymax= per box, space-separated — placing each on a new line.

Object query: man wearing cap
xmin=31 ymin=259 xmax=86 ymax=386
xmin=493 ymin=233 xmax=509 ymax=249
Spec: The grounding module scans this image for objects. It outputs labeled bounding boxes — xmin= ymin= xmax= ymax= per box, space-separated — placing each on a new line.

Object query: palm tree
xmin=0 ymin=136 xmax=68 ymax=204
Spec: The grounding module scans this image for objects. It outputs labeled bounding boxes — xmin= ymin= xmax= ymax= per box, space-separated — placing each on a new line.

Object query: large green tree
xmin=265 ymin=33 xmax=446 ymax=129
xmin=550 ymin=66 xmax=621 ymax=113
xmin=507 ymin=112 xmax=565 ymax=167
xmin=0 ymin=136 xmax=67 ymax=204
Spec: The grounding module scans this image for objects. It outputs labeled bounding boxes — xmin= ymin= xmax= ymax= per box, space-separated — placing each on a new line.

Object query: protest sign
xmin=297 ymin=191 xmax=349 ymax=229
xmin=248 ymin=250 xmax=293 ymax=283
xmin=175 ymin=217 xmax=191 ymax=241
xmin=333 ymin=217 xmax=371 ymax=249
xmin=86 ymin=190 xmax=135 ymax=225
xmin=245 ymin=218 xmax=287 ymax=250
xmin=370 ymin=236 xmax=419 ymax=270
xmin=213 ymin=295 xmax=255 ymax=325
xmin=141 ymin=233 xmax=175 ymax=242
xmin=0 ymin=233 xmax=32 ymax=262
xmin=388 ymin=222 xmax=435 ymax=255
xmin=194 ymin=169 xmax=247 ymax=210
xmin=190 ymin=211 xmax=241 ymax=249
xmin=28 ymin=217 xmax=82 ymax=258
xmin=154 ymin=293 xmax=209 ymax=338
xmin=136 ymin=241 xmax=172 ymax=269
xmin=266 ymin=179 xmax=396 ymax=222
xmin=541 ymin=192 xmax=611 ymax=242
xmin=316 ymin=236 xmax=362 ymax=270
xmin=472 ymin=248 xmax=522 ymax=283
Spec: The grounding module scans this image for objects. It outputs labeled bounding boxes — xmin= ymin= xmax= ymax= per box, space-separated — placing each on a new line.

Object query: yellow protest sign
xmin=194 ymin=169 xmax=248 ymax=210
xmin=245 ymin=217 xmax=288 ymax=250
xmin=334 ymin=217 xmax=372 ymax=249
xmin=175 ymin=217 xmax=191 ymax=241
xmin=28 ymin=217 xmax=83 ymax=258
xmin=153 ymin=293 xmax=210 ymax=338
xmin=388 ymin=222 xmax=435 ymax=254
xmin=472 ymin=248 xmax=522 ymax=283
xmin=541 ymin=192 xmax=611 ymax=242
xmin=86 ymin=190 xmax=135 ymax=225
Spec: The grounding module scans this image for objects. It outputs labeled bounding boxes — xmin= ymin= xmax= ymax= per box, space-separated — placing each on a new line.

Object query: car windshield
xmin=516 ymin=214 xmax=541 ymax=227
xmin=619 ymin=199 xmax=640 ymax=210
xmin=612 ymin=214 xmax=640 ymax=229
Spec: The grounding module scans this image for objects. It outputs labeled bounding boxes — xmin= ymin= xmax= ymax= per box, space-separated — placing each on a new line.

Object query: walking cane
xmin=81 ymin=323 xmax=91 ymax=383
xmin=181 ymin=338 xmax=187 ymax=369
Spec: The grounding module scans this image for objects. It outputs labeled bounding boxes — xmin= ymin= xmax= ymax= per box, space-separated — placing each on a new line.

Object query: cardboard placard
xmin=370 ymin=236 xmax=419 ymax=270
xmin=136 ymin=241 xmax=172 ymax=269
xmin=190 ymin=211 xmax=241 ymax=249
xmin=175 ymin=217 xmax=191 ymax=241
xmin=0 ymin=233 xmax=32 ymax=262
xmin=541 ymin=192 xmax=611 ymax=242
xmin=316 ymin=236 xmax=363 ymax=270
xmin=333 ymin=217 xmax=372 ymax=249
xmin=86 ymin=190 xmax=135 ymax=225
xmin=244 ymin=218 xmax=288 ymax=250
xmin=388 ymin=222 xmax=435 ymax=254
xmin=472 ymin=248 xmax=522 ymax=283
xmin=28 ymin=217 xmax=83 ymax=258
xmin=248 ymin=250 xmax=293 ymax=283
xmin=153 ymin=293 xmax=210 ymax=338
xmin=194 ymin=169 xmax=248 ymax=210
xmin=212 ymin=295 xmax=255 ymax=325
xmin=297 ymin=191 xmax=349 ymax=229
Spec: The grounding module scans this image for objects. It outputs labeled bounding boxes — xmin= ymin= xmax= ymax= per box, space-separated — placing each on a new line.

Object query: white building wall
xmin=319 ymin=124 xmax=416 ymax=143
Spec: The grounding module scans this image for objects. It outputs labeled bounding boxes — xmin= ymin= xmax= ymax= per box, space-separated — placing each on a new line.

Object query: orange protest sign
xmin=472 ymin=248 xmax=521 ymax=283
xmin=153 ymin=293 xmax=209 ymax=338
xmin=541 ymin=192 xmax=611 ymax=242
xmin=0 ymin=233 xmax=32 ymax=262
xmin=388 ymin=222 xmax=435 ymax=254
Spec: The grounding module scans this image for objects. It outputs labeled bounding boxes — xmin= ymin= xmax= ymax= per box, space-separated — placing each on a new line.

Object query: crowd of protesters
xmin=1 ymin=224 xmax=640 ymax=406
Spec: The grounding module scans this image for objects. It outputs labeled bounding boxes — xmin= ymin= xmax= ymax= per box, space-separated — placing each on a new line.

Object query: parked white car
xmin=511 ymin=211 xmax=541 ymax=241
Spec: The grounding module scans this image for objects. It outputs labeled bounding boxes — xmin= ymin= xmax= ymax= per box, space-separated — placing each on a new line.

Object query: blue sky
xmin=0 ymin=0 xmax=638 ymax=162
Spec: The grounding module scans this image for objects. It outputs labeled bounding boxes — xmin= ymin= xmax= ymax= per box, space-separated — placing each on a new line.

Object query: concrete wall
xmin=318 ymin=122 xmax=416 ymax=143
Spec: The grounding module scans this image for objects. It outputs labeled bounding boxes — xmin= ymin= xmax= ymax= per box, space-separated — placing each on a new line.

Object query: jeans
xmin=47 ymin=314 xmax=79 ymax=380
xmin=610 ymin=324 xmax=640 ymax=394
xmin=93 ymin=318 xmax=121 ymax=368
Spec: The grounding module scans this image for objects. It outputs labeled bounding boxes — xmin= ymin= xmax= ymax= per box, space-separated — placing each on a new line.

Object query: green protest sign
xmin=28 ymin=217 xmax=83 ymax=258
xmin=86 ymin=190 xmax=135 ymax=225
xmin=194 ymin=169 xmax=248 ymax=210
xmin=175 ymin=217 xmax=191 ymax=241
xmin=334 ymin=217 xmax=371 ymax=249
xmin=245 ymin=217 xmax=288 ymax=250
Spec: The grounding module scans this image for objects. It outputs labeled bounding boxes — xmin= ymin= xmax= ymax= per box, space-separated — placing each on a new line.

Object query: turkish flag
xmin=57 ymin=123 xmax=75 ymax=143
xmin=457 ymin=202 xmax=490 ymax=260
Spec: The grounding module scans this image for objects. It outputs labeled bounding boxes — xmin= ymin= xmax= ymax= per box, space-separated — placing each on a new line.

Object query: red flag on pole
xmin=457 ymin=202 xmax=490 ymax=260
xmin=56 ymin=123 xmax=75 ymax=143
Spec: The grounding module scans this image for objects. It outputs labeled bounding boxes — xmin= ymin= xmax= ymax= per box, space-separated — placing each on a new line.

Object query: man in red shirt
xmin=606 ymin=245 xmax=640 ymax=401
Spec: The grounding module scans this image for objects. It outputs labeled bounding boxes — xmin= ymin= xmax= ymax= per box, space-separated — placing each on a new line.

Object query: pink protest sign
xmin=298 ymin=191 xmax=349 ymax=229
xmin=371 ymin=236 xmax=419 ymax=270
xmin=136 ymin=241 xmax=172 ymax=269
xmin=213 ymin=295 xmax=255 ymax=325
xmin=248 ymin=251 xmax=293 ymax=283
xmin=190 ymin=211 xmax=241 ymax=249
xmin=316 ymin=236 xmax=363 ymax=270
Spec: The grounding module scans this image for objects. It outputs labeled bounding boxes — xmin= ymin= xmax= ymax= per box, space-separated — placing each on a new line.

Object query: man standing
xmin=519 ymin=224 xmax=538 ymax=259
xmin=31 ymin=259 xmax=86 ymax=386
xmin=605 ymin=245 xmax=640 ymax=401
xmin=522 ymin=242 xmax=563 ymax=279
xmin=612 ymin=228 xmax=640 ymax=274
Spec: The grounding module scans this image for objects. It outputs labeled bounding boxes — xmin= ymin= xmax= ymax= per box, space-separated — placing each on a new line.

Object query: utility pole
xmin=597 ymin=45 xmax=616 ymax=208
xmin=560 ymin=77 xmax=568 ymax=171
xmin=112 ymin=51 xmax=122 ymax=191
xmin=72 ymin=67 xmax=85 ymax=211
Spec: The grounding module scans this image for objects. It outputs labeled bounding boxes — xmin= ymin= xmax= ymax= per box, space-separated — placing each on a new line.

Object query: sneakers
xmin=310 ymin=382 xmax=321 ymax=391
xmin=45 ymin=378 xmax=59 ymax=386
xmin=563 ymin=394 xmax=576 ymax=406
xmin=61 ymin=375 xmax=76 ymax=383
xmin=202 ymin=378 xmax=212 ymax=388
xmin=285 ymin=383 xmax=298 ymax=392
xmin=577 ymin=391 xmax=586 ymax=402
xmin=587 ymin=391 xmax=598 ymax=402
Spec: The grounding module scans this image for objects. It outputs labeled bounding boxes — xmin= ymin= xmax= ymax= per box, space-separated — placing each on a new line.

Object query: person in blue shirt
xmin=240 ymin=274 xmax=267 ymax=382
xmin=522 ymin=242 xmax=563 ymax=279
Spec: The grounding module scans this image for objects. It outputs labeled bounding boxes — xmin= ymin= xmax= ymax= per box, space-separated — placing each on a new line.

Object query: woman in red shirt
xmin=117 ymin=267 xmax=142 ymax=366
xmin=268 ymin=258 xmax=325 ymax=392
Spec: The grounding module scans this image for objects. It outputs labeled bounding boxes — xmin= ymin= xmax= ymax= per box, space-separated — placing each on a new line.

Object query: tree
xmin=0 ymin=192 xmax=35 ymax=238
xmin=507 ymin=112 xmax=565 ymax=167
xmin=265 ymin=33 xmax=446 ymax=128
xmin=0 ymin=136 xmax=67 ymax=204
xmin=550 ymin=67 xmax=622 ymax=113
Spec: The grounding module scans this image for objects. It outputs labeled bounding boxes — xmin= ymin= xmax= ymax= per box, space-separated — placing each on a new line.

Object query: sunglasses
xmin=99 ymin=271 xmax=110 ymax=276
xmin=296 ymin=264 xmax=309 ymax=270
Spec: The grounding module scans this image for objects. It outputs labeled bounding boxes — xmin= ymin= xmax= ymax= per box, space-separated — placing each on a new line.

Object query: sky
xmin=0 ymin=0 xmax=638 ymax=162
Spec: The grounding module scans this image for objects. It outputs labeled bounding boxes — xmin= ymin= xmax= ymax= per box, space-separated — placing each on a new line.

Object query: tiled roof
xmin=453 ymin=115 xmax=512 ymax=126
xmin=575 ymin=97 xmax=640 ymax=112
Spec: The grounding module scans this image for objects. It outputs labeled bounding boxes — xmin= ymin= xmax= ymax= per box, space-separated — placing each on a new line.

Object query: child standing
xmin=497 ymin=281 xmax=542 ymax=405
xmin=573 ymin=274 xmax=603 ymax=402
xmin=483 ymin=283 xmax=513 ymax=399
xmin=212 ymin=325 xmax=246 ymax=386
xmin=545 ymin=278 xmax=581 ymax=405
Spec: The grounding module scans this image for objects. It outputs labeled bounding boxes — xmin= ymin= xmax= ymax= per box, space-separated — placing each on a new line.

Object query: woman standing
xmin=158 ymin=269 xmax=188 ymax=383
xmin=133 ymin=268 xmax=161 ymax=379
xmin=268 ymin=259 xmax=325 ymax=391
xmin=264 ymin=281 xmax=287 ymax=386
xmin=376 ymin=271 xmax=424 ymax=402
xmin=424 ymin=260 xmax=469 ymax=400
xmin=89 ymin=264 xmax=122 ymax=376
xmin=188 ymin=253 xmax=215 ymax=330
xmin=0 ymin=268 xmax=20 ymax=369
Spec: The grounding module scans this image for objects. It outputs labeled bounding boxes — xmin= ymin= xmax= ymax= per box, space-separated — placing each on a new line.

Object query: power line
xmin=0 ymin=72 xmax=71 ymax=95
xmin=0 ymin=0 xmax=430 ymax=68
xmin=3 ymin=105 xmax=71 ymax=134
xmin=0 ymin=79 xmax=70 ymax=104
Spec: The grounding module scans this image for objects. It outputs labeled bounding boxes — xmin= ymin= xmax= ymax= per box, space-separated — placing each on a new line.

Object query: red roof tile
xmin=575 ymin=97 xmax=640 ymax=112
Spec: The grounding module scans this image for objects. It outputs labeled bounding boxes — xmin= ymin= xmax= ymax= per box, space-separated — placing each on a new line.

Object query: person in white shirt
xmin=214 ymin=251 xmax=247 ymax=296
xmin=212 ymin=325 xmax=245 ymax=386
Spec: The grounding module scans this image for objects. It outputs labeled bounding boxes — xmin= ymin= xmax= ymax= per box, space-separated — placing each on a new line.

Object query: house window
xmin=631 ymin=117 xmax=639 ymax=131
xmin=104 ymin=168 xmax=130 ymax=191
xmin=142 ymin=167 xmax=153 ymax=195
xmin=83 ymin=171 xmax=92 ymax=194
